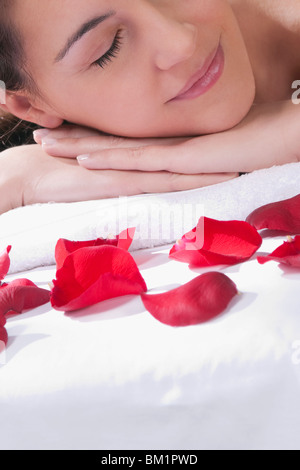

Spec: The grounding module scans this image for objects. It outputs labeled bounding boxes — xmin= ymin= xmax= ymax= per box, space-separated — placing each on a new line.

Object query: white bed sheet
xmin=0 ymin=235 xmax=300 ymax=450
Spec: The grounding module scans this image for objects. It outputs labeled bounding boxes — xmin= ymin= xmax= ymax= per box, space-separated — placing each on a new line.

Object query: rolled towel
xmin=1 ymin=163 xmax=300 ymax=273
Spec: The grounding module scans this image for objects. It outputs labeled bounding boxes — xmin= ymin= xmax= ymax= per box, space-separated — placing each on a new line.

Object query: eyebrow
xmin=55 ymin=10 xmax=116 ymax=62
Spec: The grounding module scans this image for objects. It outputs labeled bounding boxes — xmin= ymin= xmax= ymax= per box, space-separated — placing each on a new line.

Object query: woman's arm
xmin=0 ymin=148 xmax=23 ymax=214
xmin=36 ymin=100 xmax=300 ymax=174
xmin=0 ymin=144 xmax=236 ymax=215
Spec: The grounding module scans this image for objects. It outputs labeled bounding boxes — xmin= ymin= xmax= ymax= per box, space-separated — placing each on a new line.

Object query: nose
xmin=153 ymin=17 xmax=197 ymax=71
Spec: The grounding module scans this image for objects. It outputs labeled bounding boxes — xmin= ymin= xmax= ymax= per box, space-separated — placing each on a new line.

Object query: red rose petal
xmin=141 ymin=272 xmax=238 ymax=327
xmin=0 ymin=279 xmax=51 ymax=316
xmin=170 ymin=217 xmax=262 ymax=267
xmin=51 ymin=245 xmax=147 ymax=312
xmin=116 ymin=228 xmax=136 ymax=251
xmin=0 ymin=326 xmax=8 ymax=346
xmin=0 ymin=246 xmax=12 ymax=281
xmin=0 ymin=309 xmax=7 ymax=335
xmin=0 ymin=314 xmax=7 ymax=346
xmin=246 ymin=194 xmax=300 ymax=234
xmin=0 ymin=245 xmax=51 ymax=346
xmin=257 ymin=236 xmax=300 ymax=267
xmin=55 ymin=228 xmax=135 ymax=270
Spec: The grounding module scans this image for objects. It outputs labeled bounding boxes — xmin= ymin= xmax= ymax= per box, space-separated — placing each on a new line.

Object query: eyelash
xmin=93 ymin=30 xmax=123 ymax=69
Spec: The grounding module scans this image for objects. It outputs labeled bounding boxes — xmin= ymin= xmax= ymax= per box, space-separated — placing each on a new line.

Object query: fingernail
xmin=33 ymin=129 xmax=51 ymax=144
xmin=77 ymin=154 xmax=90 ymax=162
xmin=42 ymin=137 xmax=57 ymax=147
xmin=33 ymin=129 xmax=51 ymax=139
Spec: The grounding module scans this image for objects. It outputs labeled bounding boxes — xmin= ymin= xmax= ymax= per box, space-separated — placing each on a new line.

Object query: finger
xmin=76 ymin=143 xmax=193 ymax=172
xmin=76 ymin=133 xmax=251 ymax=174
xmin=38 ymin=134 xmax=188 ymax=158
xmin=33 ymin=125 xmax=101 ymax=145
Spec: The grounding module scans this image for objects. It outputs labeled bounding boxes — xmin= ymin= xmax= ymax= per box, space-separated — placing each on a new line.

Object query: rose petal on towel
xmin=0 ymin=246 xmax=12 ymax=281
xmin=0 ymin=326 xmax=8 ymax=346
xmin=115 ymin=228 xmax=136 ymax=251
xmin=0 ymin=314 xmax=6 ymax=328
xmin=51 ymin=245 xmax=147 ymax=312
xmin=0 ymin=312 xmax=7 ymax=345
xmin=55 ymin=228 xmax=136 ymax=270
xmin=0 ymin=278 xmax=51 ymax=316
xmin=246 ymin=194 xmax=300 ymax=234
xmin=169 ymin=217 xmax=262 ymax=267
xmin=141 ymin=272 xmax=238 ymax=327
xmin=257 ymin=236 xmax=300 ymax=267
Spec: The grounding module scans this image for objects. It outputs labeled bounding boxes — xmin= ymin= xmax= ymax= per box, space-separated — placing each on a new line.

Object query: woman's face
xmin=16 ymin=0 xmax=255 ymax=137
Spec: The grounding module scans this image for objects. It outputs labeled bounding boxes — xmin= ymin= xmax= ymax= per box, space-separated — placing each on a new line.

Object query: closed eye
xmin=93 ymin=30 xmax=123 ymax=69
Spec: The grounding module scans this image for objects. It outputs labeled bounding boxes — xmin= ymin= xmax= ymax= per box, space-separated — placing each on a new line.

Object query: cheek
xmin=78 ymin=63 xmax=161 ymax=135
xmin=57 ymin=79 xmax=157 ymax=136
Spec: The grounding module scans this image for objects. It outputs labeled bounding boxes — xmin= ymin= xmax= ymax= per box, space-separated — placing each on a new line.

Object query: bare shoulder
xmin=230 ymin=0 xmax=300 ymax=29
xmin=230 ymin=0 xmax=300 ymax=101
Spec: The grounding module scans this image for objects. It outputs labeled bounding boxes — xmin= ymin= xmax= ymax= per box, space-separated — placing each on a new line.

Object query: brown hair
xmin=0 ymin=1 xmax=38 ymax=151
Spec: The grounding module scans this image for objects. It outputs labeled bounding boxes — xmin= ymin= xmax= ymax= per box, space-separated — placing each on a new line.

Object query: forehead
xmin=14 ymin=0 xmax=116 ymax=61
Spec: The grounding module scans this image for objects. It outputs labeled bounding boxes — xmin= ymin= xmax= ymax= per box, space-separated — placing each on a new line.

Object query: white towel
xmin=1 ymin=163 xmax=300 ymax=274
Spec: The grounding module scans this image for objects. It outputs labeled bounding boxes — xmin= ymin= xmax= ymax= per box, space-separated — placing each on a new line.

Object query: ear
xmin=1 ymin=92 xmax=63 ymax=128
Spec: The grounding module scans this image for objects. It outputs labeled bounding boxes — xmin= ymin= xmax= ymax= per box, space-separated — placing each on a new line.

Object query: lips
xmin=169 ymin=43 xmax=224 ymax=102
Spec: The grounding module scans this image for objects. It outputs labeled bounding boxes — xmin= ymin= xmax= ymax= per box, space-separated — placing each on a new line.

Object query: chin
xmin=198 ymin=85 xmax=256 ymax=134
